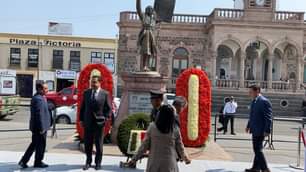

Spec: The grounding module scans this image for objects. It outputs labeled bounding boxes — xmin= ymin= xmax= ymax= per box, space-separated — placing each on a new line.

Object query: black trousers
xmin=252 ymin=136 xmax=268 ymax=170
xmin=84 ymin=124 xmax=105 ymax=165
xmin=20 ymin=132 xmax=47 ymax=164
xmin=224 ymin=114 xmax=235 ymax=133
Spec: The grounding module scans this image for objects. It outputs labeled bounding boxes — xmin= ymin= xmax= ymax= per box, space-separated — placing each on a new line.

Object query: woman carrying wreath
xmin=128 ymin=105 xmax=191 ymax=172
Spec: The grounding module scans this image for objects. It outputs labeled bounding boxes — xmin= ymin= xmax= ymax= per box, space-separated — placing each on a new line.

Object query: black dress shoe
xmin=245 ymin=168 xmax=260 ymax=172
xmin=217 ymin=128 xmax=223 ymax=132
xmin=18 ymin=161 xmax=28 ymax=169
xmin=95 ymin=164 xmax=102 ymax=170
xmin=83 ymin=164 xmax=91 ymax=170
xmin=231 ymin=132 xmax=236 ymax=135
xmin=34 ymin=162 xmax=49 ymax=168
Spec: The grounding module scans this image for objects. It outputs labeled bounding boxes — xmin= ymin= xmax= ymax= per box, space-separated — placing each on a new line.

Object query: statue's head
xmin=145 ymin=6 xmax=154 ymax=16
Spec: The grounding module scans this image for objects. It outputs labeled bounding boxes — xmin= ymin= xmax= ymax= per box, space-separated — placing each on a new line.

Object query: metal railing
xmin=213 ymin=113 xmax=306 ymax=143
xmin=0 ymin=104 xmax=75 ymax=138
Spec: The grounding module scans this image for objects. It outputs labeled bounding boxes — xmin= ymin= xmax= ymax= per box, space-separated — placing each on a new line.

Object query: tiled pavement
xmin=0 ymin=151 xmax=303 ymax=172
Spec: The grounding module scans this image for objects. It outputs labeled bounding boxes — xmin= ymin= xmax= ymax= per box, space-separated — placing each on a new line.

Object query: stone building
xmin=117 ymin=0 xmax=306 ymax=115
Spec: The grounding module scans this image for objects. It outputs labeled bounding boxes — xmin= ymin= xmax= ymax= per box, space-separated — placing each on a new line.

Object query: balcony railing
xmin=120 ymin=11 xmax=208 ymax=24
xmin=209 ymin=8 xmax=244 ymax=21
xmin=274 ymin=11 xmax=305 ymax=23
xmin=245 ymin=80 xmax=268 ymax=89
xmin=216 ymin=79 xmax=240 ymax=89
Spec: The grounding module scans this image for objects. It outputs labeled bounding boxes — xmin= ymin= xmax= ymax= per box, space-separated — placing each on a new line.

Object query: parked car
xmin=165 ymin=93 xmax=175 ymax=105
xmin=55 ymin=104 xmax=77 ymax=124
xmin=46 ymin=86 xmax=78 ymax=110
xmin=114 ymin=97 xmax=120 ymax=110
xmin=0 ymin=96 xmax=20 ymax=119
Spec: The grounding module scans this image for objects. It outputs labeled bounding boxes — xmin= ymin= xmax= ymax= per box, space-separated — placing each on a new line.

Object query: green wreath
xmin=117 ymin=113 xmax=150 ymax=157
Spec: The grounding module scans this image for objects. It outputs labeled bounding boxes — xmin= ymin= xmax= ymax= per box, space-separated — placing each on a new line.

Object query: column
xmin=239 ymin=52 xmax=246 ymax=88
xmin=20 ymin=47 xmax=27 ymax=70
xmin=211 ymin=51 xmax=217 ymax=87
xmin=267 ymin=54 xmax=273 ymax=90
xmin=228 ymin=57 xmax=232 ymax=80
xmin=296 ymin=57 xmax=303 ymax=90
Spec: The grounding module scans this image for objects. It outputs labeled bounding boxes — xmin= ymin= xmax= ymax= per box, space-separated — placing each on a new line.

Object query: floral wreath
xmin=76 ymin=64 xmax=113 ymax=140
xmin=176 ymin=68 xmax=211 ymax=147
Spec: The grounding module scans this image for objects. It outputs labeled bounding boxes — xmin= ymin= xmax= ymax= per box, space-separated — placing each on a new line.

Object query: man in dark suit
xmin=80 ymin=76 xmax=111 ymax=170
xmin=19 ymin=83 xmax=51 ymax=169
xmin=172 ymin=96 xmax=187 ymax=127
xmin=245 ymin=85 xmax=272 ymax=172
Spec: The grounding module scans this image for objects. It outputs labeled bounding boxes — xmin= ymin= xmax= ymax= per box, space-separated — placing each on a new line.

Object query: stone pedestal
xmin=111 ymin=72 xmax=168 ymax=143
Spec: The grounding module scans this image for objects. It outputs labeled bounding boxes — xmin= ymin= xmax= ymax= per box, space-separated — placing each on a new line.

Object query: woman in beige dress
xmin=129 ymin=105 xmax=191 ymax=172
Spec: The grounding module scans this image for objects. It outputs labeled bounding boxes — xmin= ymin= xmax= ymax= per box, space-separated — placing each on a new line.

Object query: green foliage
xmin=117 ymin=113 xmax=150 ymax=157
xmin=130 ymin=132 xmax=138 ymax=152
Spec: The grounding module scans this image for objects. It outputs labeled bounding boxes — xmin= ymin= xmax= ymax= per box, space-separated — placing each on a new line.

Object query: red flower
xmin=76 ymin=64 xmax=114 ymax=140
xmin=176 ymin=68 xmax=211 ymax=147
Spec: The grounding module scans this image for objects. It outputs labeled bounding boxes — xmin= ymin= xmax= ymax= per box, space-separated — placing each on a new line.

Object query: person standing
xmin=19 ymin=83 xmax=51 ymax=169
xmin=223 ymin=96 xmax=238 ymax=135
xmin=149 ymin=90 xmax=164 ymax=122
xmin=128 ymin=105 xmax=191 ymax=172
xmin=172 ymin=96 xmax=187 ymax=127
xmin=245 ymin=85 xmax=272 ymax=172
xmin=217 ymin=97 xmax=230 ymax=132
xmin=80 ymin=76 xmax=112 ymax=170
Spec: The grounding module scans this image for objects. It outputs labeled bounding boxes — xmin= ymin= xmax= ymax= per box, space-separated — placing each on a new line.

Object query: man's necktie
xmin=92 ymin=90 xmax=97 ymax=101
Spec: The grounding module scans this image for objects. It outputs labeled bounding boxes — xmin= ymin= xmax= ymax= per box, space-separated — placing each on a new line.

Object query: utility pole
xmin=37 ymin=36 xmax=40 ymax=81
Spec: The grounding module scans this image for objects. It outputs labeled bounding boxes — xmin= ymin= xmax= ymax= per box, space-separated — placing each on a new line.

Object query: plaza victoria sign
xmin=9 ymin=38 xmax=81 ymax=48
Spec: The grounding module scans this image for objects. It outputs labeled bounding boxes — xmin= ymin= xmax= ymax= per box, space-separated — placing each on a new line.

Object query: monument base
xmin=111 ymin=72 xmax=168 ymax=143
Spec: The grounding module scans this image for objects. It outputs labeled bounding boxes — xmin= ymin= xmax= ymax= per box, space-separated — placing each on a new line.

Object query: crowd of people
xmin=17 ymin=76 xmax=272 ymax=172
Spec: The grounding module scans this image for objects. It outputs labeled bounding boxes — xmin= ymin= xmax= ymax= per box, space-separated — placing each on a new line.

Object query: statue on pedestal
xmin=136 ymin=0 xmax=176 ymax=72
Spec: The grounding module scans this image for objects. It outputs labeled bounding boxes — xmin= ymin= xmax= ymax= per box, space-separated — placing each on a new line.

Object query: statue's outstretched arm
xmin=136 ymin=0 xmax=144 ymax=21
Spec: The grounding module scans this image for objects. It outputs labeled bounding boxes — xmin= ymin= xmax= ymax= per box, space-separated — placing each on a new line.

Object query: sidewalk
xmin=0 ymin=151 xmax=302 ymax=172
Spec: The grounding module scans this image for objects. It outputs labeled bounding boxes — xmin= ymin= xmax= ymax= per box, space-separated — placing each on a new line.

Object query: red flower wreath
xmin=176 ymin=68 xmax=211 ymax=147
xmin=76 ymin=64 xmax=114 ymax=140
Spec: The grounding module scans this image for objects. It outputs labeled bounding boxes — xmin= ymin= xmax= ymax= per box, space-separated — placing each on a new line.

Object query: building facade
xmin=117 ymin=0 xmax=306 ymax=94
xmin=0 ymin=33 xmax=117 ymax=97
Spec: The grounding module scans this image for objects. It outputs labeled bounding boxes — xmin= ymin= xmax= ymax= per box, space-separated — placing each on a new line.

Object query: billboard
xmin=48 ymin=22 xmax=73 ymax=35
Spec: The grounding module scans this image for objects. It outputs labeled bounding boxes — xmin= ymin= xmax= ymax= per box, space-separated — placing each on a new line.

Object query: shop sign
xmin=9 ymin=38 xmax=81 ymax=48
xmin=55 ymin=70 xmax=76 ymax=79
xmin=0 ymin=69 xmax=16 ymax=77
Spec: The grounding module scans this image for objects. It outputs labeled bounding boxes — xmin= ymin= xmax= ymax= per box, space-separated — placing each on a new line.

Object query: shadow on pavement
xmin=0 ymin=162 xmax=146 ymax=172
xmin=0 ymin=162 xmax=82 ymax=172
xmin=102 ymin=165 xmax=144 ymax=171
xmin=52 ymin=142 xmax=80 ymax=152
xmin=273 ymin=166 xmax=302 ymax=172
xmin=206 ymin=169 xmax=237 ymax=172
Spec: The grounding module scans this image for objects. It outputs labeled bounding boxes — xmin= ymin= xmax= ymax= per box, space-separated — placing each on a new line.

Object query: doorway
xmin=17 ymin=74 xmax=33 ymax=98
xmin=219 ymin=68 xmax=226 ymax=79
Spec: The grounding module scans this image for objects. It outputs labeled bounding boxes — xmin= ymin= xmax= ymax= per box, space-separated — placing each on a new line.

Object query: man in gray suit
xmin=80 ymin=76 xmax=112 ymax=170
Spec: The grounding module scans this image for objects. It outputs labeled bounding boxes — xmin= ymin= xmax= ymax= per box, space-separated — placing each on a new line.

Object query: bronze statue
xmin=136 ymin=0 xmax=176 ymax=72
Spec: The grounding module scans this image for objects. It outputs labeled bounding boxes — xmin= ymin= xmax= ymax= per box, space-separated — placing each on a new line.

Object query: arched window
xmin=172 ymin=48 xmax=189 ymax=77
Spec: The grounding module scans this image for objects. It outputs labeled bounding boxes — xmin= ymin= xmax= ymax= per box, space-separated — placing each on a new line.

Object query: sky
xmin=0 ymin=0 xmax=305 ymax=38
